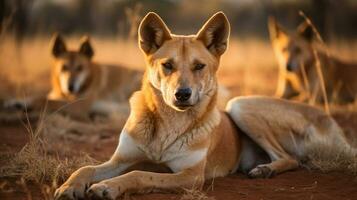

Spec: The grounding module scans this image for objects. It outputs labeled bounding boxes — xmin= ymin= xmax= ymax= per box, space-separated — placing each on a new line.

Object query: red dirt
xmin=1 ymin=112 xmax=357 ymax=200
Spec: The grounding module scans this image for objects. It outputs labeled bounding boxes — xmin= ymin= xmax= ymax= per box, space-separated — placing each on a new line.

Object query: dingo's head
xmin=268 ymin=17 xmax=315 ymax=72
xmin=138 ymin=12 xmax=230 ymax=111
xmin=51 ymin=34 xmax=94 ymax=96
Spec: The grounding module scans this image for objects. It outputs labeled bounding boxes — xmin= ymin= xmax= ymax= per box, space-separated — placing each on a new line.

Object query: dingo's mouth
xmin=173 ymin=102 xmax=193 ymax=111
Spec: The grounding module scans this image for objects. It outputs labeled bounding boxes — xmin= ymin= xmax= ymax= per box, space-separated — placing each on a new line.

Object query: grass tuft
xmin=303 ymin=140 xmax=357 ymax=175
xmin=180 ymin=188 xmax=215 ymax=200
xmin=0 ymin=112 xmax=98 ymax=184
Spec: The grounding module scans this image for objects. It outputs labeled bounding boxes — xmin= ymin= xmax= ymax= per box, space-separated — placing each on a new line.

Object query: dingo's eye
xmin=76 ymin=65 xmax=83 ymax=72
xmin=162 ymin=62 xmax=173 ymax=71
xmin=62 ymin=65 xmax=69 ymax=71
xmin=194 ymin=63 xmax=206 ymax=71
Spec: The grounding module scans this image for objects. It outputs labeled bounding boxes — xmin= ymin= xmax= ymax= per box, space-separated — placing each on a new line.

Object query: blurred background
xmin=1 ymin=0 xmax=357 ymax=98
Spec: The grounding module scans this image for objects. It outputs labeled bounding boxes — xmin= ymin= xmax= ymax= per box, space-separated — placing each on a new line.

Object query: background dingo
xmin=269 ymin=17 xmax=357 ymax=104
xmin=4 ymin=34 xmax=143 ymax=120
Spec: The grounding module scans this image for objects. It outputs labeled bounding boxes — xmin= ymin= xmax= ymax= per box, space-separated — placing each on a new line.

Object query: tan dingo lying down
xmin=54 ymin=12 xmax=352 ymax=200
xmin=269 ymin=17 xmax=357 ymax=103
xmin=4 ymin=35 xmax=142 ymax=120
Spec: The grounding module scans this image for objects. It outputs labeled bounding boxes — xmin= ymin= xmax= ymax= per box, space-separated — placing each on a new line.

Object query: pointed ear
xmin=297 ymin=22 xmax=314 ymax=42
xmin=138 ymin=12 xmax=172 ymax=55
xmin=268 ymin=16 xmax=287 ymax=40
xmin=51 ymin=33 xmax=67 ymax=58
xmin=196 ymin=12 xmax=230 ymax=57
xmin=79 ymin=36 xmax=94 ymax=59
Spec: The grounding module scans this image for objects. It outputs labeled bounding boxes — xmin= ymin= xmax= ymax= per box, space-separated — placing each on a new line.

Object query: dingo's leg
xmin=226 ymin=97 xmax=302 ymax=178
xmin=87 ymin=161 xmax=205 ymax=200
xmin=247 ymin=155 xmax=298 ymax=178
xmin=54 ymin=132 xmax=146 ymax=200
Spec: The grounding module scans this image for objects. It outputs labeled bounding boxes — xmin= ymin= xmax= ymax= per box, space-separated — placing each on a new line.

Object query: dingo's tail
xmin=304 ymin=121 xmax=357 ymax=174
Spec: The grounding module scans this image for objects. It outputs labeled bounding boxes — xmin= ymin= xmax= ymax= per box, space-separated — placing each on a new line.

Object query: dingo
xmin=5 ymin=34 xmax=142 ymax=119
xmin=55 ymin=12 xmax=351 ymax=200
xmin=269 ymin=17 xmax=357 ymax=103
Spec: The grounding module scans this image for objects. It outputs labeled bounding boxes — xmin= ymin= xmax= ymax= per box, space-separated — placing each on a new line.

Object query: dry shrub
xmin=0 ymin=113 xmax=98 ymax=184
xmin=180 ymin=188 xmax=215 ymax=200
xmin=303 ymin=140 xmax=357 ymax=175
xmin=297 ymin=12 xmax=357 ymax=111
xmin=0 ymin=105 xmax=125 ymax=199
xmin=179 ymin=177 xmax=216 ymax=200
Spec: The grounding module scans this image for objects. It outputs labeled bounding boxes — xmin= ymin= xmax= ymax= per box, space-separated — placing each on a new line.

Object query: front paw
xmin=248 ymin=165 xmax=275 ymax=178
xmin=87 ymin=182 xmax=120 ymax=200
xmin=54 ymin=182 xmax=89 ymax=200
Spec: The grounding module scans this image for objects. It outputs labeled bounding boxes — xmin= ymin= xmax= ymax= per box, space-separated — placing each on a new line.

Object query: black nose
xmin=286 ymin=63 xmax=293 ymax=71
xmin=68 ymin=83 xmax=75 ymax=92
xmin=175 ymin=88 xmax=192 ymax=102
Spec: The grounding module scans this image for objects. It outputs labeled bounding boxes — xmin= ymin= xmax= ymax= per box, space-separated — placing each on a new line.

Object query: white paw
xmin=54 ymin=182 xmax=88 ymax=200
xmin=87 ymin=182 xmax=118 ymax=200
xmin=248 ymin=165 xmax=275 ymax=178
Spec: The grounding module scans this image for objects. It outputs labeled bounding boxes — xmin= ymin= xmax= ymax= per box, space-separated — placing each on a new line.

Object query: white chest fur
xmin=135 ymin=108 xmax=221 ymax=171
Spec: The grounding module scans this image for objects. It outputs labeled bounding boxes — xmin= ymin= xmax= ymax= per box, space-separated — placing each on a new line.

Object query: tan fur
xmin=226 ymin=96 xmax=351 ymax=178
xmin=268 ymin=17 xmax=357 ymax=103
xmin=54 ymin=13 xmax=350 ymax=200
xmin=55 ymin=12 xmax=241 ymax=200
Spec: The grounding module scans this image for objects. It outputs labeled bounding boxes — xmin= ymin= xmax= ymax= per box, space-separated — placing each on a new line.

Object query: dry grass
xmin=180 ymin=188 xmax=215 ymax=200
xmin=178 ymin=175 xmax=216 ymax=200
xmin=0 ymin=113 xmax=99 ymax=199
xmin=0 ymin=106 xmax=126 ymax=199
xmin=0 ymin=112 xmax=98 ymax=184
xmin=304 ymin=141 xmax=357 ymax=175
xmin=301 ymin=120 xmax=357 ymax=175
